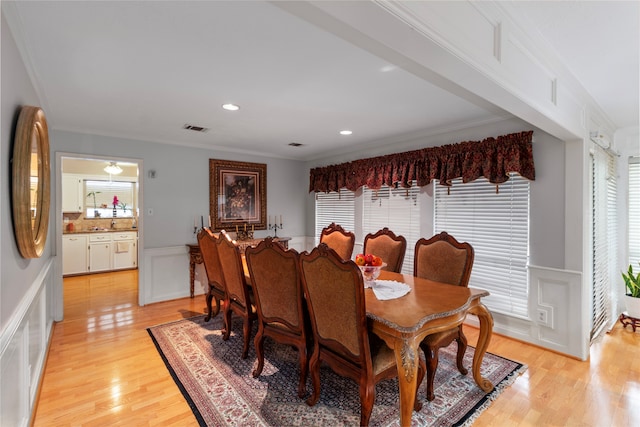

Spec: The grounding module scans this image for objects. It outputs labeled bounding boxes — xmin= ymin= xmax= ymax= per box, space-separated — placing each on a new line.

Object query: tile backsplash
xmin=63 ymin=212 xmax=137 ymax=232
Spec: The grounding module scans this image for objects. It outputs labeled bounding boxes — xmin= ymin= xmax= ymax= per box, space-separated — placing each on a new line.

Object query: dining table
xmin=367 ymin=270 xmax=494 ymax=427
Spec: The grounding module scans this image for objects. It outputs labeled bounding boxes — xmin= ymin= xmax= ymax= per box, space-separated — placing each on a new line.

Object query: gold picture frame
xmin=209 ymin=159 xmax=266 ymax=231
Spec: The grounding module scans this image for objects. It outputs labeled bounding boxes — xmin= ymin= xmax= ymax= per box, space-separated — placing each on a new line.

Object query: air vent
xmin=183 ymin=124 xmax=209 ymax=133
xmin=288 ymin=142 xmax=304 ymax=147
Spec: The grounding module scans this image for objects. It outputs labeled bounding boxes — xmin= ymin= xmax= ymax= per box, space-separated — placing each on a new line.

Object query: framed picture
xmin=209 ymin=159 xmax=267 ymax=231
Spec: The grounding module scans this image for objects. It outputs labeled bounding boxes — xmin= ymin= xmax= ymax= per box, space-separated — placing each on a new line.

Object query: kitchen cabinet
xmin=112 ymin=232 xmax=137 ymax=270
xmin=62 ymin=174 xmax=84 ymax=213
xmin=62 ymin=234 xmax=88 ymax=275
xmin=63 ymin=231 xmax=138 ymax=275
xmin=89 ymin=233 xmax=112 ymax=272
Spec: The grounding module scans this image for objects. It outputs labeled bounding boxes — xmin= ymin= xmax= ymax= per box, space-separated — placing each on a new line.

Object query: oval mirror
xmin=12 ymin=106 xmax=50 ymax=258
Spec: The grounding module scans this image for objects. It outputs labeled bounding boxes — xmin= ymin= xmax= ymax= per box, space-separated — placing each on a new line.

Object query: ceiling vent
xmin=183 ymin=124 xmax=209 ymax=133
xmin=288 ymin=142 xmax=304 ymax=147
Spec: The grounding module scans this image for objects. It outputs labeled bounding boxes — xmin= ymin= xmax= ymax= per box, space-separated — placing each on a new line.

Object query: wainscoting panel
xmin=142 ymin=246 xmax=191 ymax=305
xmin=465 ymin=265 xmax=585 ymax=360
xmin=0 ymin=258 xmax=54 ymax=427
xmin=529 ymin=265 xmax=585 ymax=359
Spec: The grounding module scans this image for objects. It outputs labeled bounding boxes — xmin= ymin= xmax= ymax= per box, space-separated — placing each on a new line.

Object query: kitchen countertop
xmin=63 ymin=228 xmax=138 ymax=235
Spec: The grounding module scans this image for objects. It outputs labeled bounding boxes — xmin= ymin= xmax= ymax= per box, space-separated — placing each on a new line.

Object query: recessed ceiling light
xmin=222 ymin=103 xmax=240 ymax=111
xmin=339 ymin=130 xmax=353 ymax=136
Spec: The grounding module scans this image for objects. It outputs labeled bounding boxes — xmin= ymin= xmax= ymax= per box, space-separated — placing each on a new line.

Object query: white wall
xmin=1 ymin=11 xmax=56 ymax=426
xmin=50 ymin=130 xmax=308 ymax=304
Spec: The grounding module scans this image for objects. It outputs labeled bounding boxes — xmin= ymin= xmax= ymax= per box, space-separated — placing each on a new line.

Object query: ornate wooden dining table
xmin=367 ymin=270 xmax=494 ymax=427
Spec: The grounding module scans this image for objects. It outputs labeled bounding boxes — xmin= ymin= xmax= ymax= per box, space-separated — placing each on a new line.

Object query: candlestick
xmin=280 ymin=215 xmax=283 ymax=226
xmin=201 ymin=216 xmax=204 ymax=229
xmin=208 ymin=215 xmax=211 ymax=228
xmin=194 ymin=216 xmax=197 ymax=228
xmin=268 ymin=215 xmax=271 ymax=227
xmin=269 ymin=222 xmax=283 ymax=238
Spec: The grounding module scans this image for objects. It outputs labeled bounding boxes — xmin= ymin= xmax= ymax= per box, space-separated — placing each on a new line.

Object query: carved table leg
xmin=468 ymin=302 xmax=495 ymax=393
xmin=393 ymin=336 xmax=420 ymax=427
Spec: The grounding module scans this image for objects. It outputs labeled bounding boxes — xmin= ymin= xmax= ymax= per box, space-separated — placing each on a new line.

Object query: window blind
xmin=591 ymin=146 xmax=616 ymax=339
xmin=314 ymin=190 xmax=355 ymax=246
xmin=85 ymin=180 xmax=135 ymax=218
xmin=630 ymin=158 xmax=640 ymax=266
xmin=362 ymin=184 xmax=420 ymax=275
xmin=434 ymin=175 xmax=530 ymax=317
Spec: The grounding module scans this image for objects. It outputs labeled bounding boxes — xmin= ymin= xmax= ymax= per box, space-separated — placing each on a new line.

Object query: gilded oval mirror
xmin=12 ymin=106 xmax=50 ymax=258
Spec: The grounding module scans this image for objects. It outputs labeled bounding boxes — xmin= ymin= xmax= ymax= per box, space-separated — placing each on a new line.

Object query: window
xmin=630 ymin=157 xmax=640 ymax=266
xmin=362 ymin=184 xmax=420 ymax=274
xmin=591 ymin=146 xmax=617 ymax=339
xmin=85 ymin=180 xmax=136 ymax=218
xmin=314 ymin=190 xmax=355 ymax=245
xmin=434 ymin=175 xmax=530 ymax=317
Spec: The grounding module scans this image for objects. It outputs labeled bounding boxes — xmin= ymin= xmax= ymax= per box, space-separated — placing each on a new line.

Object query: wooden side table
xmin=186 ymin=237 xmax=291 ymax=298
xmin=186 ymin=244 xmax=203 ymax=298
xmin=619 ymin=312 xmax=640 ymax=332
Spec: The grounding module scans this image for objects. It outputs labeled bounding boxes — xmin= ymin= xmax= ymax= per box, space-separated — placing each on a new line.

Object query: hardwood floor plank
xmin=32 ymin=270 xmax=640 ymax=426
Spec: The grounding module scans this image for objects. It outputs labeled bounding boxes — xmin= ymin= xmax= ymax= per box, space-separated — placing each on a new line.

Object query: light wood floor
xmin=33 ymin=270 xmax=640 ymax=426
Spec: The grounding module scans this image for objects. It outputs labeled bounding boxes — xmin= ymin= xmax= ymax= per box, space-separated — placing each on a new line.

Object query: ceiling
xmin=4 ymin=1 xmax=638 ymax=161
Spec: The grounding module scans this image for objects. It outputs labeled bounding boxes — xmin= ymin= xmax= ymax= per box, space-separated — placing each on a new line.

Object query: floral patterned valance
xmin=309 ymin=130 xmax=535 ymax=192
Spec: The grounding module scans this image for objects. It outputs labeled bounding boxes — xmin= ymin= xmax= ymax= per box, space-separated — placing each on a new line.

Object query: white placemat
xmin=372 ymin=279 xmax=411 ymax=300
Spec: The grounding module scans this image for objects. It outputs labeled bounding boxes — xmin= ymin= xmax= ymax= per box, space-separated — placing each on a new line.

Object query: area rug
xmin=147 ymin=315 xmax=526 ymax=427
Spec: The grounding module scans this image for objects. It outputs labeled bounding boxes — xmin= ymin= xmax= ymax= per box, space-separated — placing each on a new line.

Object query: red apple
xmin=364 ymin=254 xmax=374 ymax=266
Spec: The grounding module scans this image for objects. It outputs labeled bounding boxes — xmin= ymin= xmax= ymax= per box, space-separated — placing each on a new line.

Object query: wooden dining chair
xmin=216 ymin=233 xmax=257 ymax=359
xmin=363 ymin=227 xmax=407 ymax=273
xmin=414 ymin=231 xmax=474 ymax=401
xmin=196 ymin=229 xmax=226 ymax=321
xmin=319 ymin=222 xmax=355 ymax=260
xmin=299 ymin=243 xmax=425 ymax=426
xmin=245 ymin=238 xmax=309 ymax=398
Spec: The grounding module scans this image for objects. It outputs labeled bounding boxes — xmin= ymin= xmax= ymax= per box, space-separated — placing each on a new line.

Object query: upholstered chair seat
xmin=363 ymin=227 xmax=407 ymax=273
xmin=319 ymin=222 xmax=355 ymax=260
xmin=245 ymin=238 xmax=309 ymax=398
xmin=300 ymin=243 xmax=425 ymax=426
xmin=196 ymin=229 xmax=226 ymax=321
xmin=216 ymin=233 xmax=257 ymax=359
xmin=414 ymin=231 xmax=474 ymax=401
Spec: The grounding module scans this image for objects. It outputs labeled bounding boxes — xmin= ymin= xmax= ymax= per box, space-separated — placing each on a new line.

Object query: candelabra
xmin=269 ymin=223 xmax=283 ymax=237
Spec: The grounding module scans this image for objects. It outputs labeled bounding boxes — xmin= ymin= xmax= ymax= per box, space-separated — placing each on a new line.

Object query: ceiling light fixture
xmin=104 ymin=162 xmax=123 ymax=175
xmin=222 ymin=103 xmax=240 ymax=111
xmin=339 ymin=130 xmax=353 ymax=136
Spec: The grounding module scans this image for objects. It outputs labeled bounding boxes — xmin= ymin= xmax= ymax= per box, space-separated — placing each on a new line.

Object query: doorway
xmin=56 ymin=153 xmax=143 ymax=320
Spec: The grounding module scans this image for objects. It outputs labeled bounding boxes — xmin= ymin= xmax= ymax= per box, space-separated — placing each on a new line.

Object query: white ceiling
xmin=4 ymin=1 xmax=638 ymax=161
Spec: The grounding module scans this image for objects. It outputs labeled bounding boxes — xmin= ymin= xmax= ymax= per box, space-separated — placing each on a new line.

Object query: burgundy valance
xmin=309 ymin=130 xmax=535 ymax=192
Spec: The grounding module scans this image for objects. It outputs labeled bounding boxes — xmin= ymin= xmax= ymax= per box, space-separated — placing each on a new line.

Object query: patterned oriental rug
xmin=147 ymin=315 xmax=526 ymax=427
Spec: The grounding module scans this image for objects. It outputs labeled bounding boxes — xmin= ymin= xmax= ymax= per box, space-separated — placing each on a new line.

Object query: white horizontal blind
xmin=85 ymin=180 xmax=135 ymax=218
xmin=630 ymin=158 xmax=640 ymax=266
xmin=362 ymin=184 xmax=420 ymax=274
xmin=314 ymin=190 xmax=355 ymax=246
xmin=591 ymin=146 xmax=616 ymax=339
xmin=434 ymin=175 xmax=530 ymax=317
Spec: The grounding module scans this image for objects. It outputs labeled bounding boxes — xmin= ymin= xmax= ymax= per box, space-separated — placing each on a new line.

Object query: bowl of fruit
xmin=355 ymin=253 xmax=386 ymax=288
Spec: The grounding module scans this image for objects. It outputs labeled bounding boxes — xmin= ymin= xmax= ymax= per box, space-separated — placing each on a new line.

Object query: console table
xmin=186 ymin=237 xmax=291 ymax=297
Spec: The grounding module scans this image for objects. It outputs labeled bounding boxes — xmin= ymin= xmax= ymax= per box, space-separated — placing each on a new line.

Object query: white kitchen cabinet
xmin=63 ymin=231 xmax=138 ymax=275
xmin=62 ymin=174 xmax=84 ymax=213
xmin=89 ymin=233 xmax=112 ymax=272
xmin=62 ymin=234 xmax=88 ymax=275
xmin=112 ymin=232 xmax=137 ymax=270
